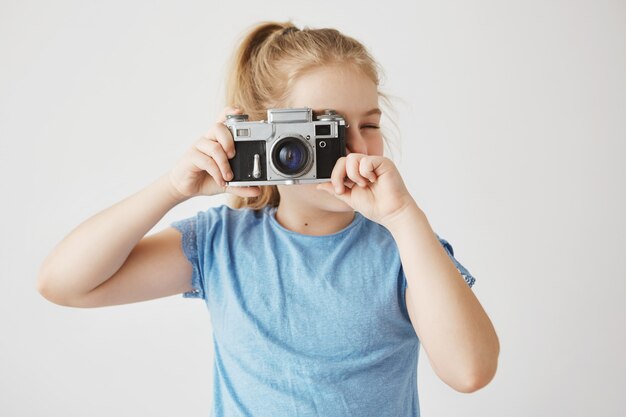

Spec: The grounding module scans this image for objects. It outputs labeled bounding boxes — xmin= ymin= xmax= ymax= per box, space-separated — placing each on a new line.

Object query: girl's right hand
xmin=168 ymin=107 xmax=262 ymax=200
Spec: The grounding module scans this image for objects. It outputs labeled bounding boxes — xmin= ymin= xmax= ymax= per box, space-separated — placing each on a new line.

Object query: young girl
xmin=38 ymin=21 xmax=499 ymax=416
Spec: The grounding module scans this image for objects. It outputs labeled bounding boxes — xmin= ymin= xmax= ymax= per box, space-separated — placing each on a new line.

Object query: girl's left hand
xmin=316 ymin=154 xmax=418 ymax=227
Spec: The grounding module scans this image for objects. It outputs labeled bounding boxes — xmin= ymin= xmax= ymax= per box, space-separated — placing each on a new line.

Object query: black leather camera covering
xmin=315 ymin=124 xmax=346 ymax=178
xmin=230 ymin=140 xmax=267 ymax=181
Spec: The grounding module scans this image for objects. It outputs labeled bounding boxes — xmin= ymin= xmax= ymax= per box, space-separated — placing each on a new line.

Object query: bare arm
xmin=389 ymin=203 xmax=500 ymax=393
xmin=36 ymin=107 xmax=261 ymax=308
xmin=319 ymin=154 xmax=499 ymax=393
xmin=36 ymin=172 xmax=189 ymax=306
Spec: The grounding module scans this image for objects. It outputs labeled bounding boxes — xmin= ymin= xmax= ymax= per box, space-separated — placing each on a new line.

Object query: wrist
xmin=381 ymin=201 xmax=428 ymax=236
xmin=160 ymin=172 xmax=192 ymax=205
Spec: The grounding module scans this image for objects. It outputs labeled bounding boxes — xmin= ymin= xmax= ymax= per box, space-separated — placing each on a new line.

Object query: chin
xmin=280 ymin=183 xmax=354 ymax=213
xmin=314 ymin=187 xmax=354 ymax=212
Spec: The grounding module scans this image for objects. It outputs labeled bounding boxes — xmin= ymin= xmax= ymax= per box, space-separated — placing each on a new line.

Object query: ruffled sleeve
xmin=435 ymin=233 xmax=476 ymax=288
xmin=170 ymin=214 xmax=206 ymax=299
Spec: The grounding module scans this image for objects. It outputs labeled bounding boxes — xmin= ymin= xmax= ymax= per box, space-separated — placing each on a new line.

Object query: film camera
xmin=224 ymin=108 xmax=346 ymax=186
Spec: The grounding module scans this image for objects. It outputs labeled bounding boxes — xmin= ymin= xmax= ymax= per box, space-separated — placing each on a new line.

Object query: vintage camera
xmin=224 ymin=108 xmax=346 ymax=186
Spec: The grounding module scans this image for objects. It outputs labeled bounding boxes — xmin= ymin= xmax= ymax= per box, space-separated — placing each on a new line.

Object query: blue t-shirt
xmin=171 ymin=205 xmax=475 ymax=417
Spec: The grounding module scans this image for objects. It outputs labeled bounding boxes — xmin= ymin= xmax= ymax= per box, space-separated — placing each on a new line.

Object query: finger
xmin=211 ymin=122 xmax=237 ymax=158
xmin=330 ymin=157 xmax=347 ymax=194
xmin=358 ymin=157 xmax=379 ymax=183
xmin=345 ymin=154 xmax=368 ymax=187
xmin=195 ymin=138 xmax=233 ymax=182
xmin=316 ymin=182 xmax=334 ymax=194
xmin=316 ymin=182 xmax=353 ymax=205
xmin=191 ymin=149 xmax=225 ymax=187
xmin=343 ymin=178 xmax=356 ymax=189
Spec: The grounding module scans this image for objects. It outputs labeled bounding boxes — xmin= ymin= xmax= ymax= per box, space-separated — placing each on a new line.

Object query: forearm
xmin=384 ymin=203 xmax=499 ymax=392
xmin=37 ymin=172 xmax=189 ymax=302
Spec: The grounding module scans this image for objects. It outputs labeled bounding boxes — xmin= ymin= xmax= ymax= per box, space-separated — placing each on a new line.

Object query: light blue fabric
xmin=171 ymin=205 xmax=475 ymax=417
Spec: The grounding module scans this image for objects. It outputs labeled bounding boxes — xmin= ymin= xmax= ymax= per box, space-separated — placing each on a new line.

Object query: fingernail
xmin=335 ymin=186 xmax=342 ymax=194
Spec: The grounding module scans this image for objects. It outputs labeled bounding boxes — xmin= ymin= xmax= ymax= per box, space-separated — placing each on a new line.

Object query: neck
xmin=274 ymin=200 xmax=355 ymax=236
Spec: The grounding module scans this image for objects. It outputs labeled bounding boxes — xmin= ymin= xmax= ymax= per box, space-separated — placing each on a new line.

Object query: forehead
xmin=286 ymin=66 xmax=379 ymax=116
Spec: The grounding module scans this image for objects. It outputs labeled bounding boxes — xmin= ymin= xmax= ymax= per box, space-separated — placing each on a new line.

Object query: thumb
xmin=316 ymin=183 xmax=353 ymax=206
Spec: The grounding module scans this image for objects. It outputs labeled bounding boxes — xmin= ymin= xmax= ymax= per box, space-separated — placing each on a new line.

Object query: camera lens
xmin=271 ymin=136 xmax=312 ymax=176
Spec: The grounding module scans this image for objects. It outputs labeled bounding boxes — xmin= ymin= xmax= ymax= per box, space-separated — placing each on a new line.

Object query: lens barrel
xmin=270 ymin=136 xmax=312 ymax=177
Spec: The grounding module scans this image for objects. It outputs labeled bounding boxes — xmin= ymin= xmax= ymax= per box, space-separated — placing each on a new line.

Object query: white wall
xmin=1 ymin=0 xmax=624 ymax=415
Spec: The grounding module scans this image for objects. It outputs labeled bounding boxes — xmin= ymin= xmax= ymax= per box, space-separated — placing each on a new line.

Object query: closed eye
xmin=361 ymin=125 xmax=380 ymax=129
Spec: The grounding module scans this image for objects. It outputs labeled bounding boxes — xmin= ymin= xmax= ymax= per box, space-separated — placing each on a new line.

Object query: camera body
xmin=224 ymin=108 xmax=346 ymax=186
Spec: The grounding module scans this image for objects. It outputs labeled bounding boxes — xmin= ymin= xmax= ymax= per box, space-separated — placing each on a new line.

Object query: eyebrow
xmin=363 ymin=108 xmax=382 ymax=117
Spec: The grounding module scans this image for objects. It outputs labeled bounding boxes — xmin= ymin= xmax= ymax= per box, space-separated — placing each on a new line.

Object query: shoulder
xmin=353 ymin=214 xmax=399 ymax=252
xmin=361 ymin=215 xmax=455 ymax=253
xmin=201 ymin=204 xmax=266 ymax=231
xmin=192 ymin=204 xmax=264 ymax=222
xmin=360 ymin=214 xmax=396 ymax=238
xmin=171 ymin=204 xmax=266 ymax=240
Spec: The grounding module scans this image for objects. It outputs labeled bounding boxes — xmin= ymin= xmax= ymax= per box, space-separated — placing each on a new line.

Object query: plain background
xmin=1 ymin=0 xmax=625 ymax=416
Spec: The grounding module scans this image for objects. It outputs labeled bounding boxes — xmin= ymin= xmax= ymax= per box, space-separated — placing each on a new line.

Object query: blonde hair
xmin=225 ymin=21 xmax=395 ymax=210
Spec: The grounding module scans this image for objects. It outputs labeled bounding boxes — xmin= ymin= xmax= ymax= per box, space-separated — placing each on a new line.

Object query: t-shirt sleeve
xmin=170 ymin=212 xmax=210 ymax=300
xmin=434 ymin=233 xmax=476 ymax=288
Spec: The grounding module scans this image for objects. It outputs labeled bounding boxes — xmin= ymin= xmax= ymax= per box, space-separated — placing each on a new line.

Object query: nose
xmin=345 ymin=126 xmax=368 ymax=155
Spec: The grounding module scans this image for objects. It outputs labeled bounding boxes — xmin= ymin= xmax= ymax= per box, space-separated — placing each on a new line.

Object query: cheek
xmin=369 ymin=136 xmax=385 ymax=156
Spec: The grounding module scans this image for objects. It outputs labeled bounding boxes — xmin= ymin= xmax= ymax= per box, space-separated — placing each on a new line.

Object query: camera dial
xmin=226 ymin=114 xmax=249 ymax=122
xmin=316 ymin=109 xmax=342 ymax=121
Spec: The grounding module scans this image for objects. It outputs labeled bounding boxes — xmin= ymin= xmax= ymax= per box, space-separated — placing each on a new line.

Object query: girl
xmin=38 ymin=21 xmax=499 ymax=416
